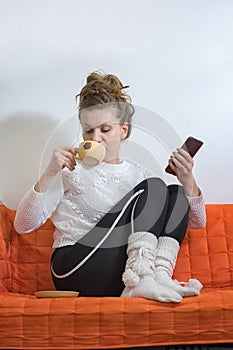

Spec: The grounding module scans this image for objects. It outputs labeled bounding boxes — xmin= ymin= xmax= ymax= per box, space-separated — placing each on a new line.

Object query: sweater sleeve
xmin=14 ymin=172 xmax=64 ymax=234
xmin=186 ymin=192 xmax=206 ymax=228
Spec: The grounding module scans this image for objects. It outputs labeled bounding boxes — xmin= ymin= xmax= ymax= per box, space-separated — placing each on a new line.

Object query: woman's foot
xmin=121 ymin=232 xmax=182 ymax=303
xmin=154 ymin=271 xmax=201 ymax=297
xmin=121 ymin=276 xmax=183 ymax=303
xmin=154 ymin=236 xmax=202 ymax=297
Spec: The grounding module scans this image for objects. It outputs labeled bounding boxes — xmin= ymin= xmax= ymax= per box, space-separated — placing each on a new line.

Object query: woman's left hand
xmin=168 ymin=148 xmax=200 ymax=197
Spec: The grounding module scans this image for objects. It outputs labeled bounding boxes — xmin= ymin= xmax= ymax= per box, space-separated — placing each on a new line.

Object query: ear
xmin=120 ymin=122 xmax=129 ymax=140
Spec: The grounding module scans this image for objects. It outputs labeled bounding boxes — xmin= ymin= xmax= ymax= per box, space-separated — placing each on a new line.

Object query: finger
xmin=177 ymin=148 xmax=195 ymax=172
xmin=172 ymin=151 xmax=187 ymax=167
xmin=171 ymin=155 xmax=187 ymax=171
xmin=65 ymin=151 xmax=76 ymax=164
xmin=56 ymin=149 xmax=76 ymax=170
xmin=63 ymin=158 xmax=76 ymax=171
xmin=177 ymin=148 xmax=194 ymax=163
xmin=61 ymin=149 xmax=77 ymax=167
xmin=173 ymin=149 xmax=194 ymax=168
xmin=168 ymin=159 xmax=177 ymax=173
xmin=67 ymin=146 xmax=77 ymax=155
xmin=54 ymin=147 xmax=77 ymax=171
xmin=70 ymin=157 xmax=77 ymax=168
xmin=59 ymin=146 xmax=76 ymax=157
xmin=53 ymin=148 xmax=69 ymax=165
xmin=66 ymin=153 xmax=77 ymax=168
xmin=72 ymin=148 xmax=79 ymax=159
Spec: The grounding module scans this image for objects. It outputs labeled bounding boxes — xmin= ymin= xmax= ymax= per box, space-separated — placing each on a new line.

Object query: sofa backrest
xmin=0 ymin=205 xmax=54 ymax=294
xmin=174 ymin=204 xmax=233 ymax=287
xmin=0 ymin=204 xmax=233 ymax=294
xmin=0 ymin=206 xmax=12 ymax=292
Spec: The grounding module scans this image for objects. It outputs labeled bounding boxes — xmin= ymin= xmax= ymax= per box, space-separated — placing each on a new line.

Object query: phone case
xmin=165 ymin=136 xmax=204 ymax=175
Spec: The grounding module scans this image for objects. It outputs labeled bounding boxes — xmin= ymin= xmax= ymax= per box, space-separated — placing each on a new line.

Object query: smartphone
xmin=165 ymin=136 xmax=204 ymax=175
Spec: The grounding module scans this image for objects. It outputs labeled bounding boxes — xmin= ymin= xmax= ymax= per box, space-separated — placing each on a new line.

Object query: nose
xmin=91 ymin=128 xmax=102 ymax=143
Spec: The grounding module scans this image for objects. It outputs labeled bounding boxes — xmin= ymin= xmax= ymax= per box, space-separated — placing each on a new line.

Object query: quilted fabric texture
xmin=0 ymin=204 xmax=233 ymax=349
xmin=0 ymin=289 xmax=233 ymax=349
xmin=11 ymin=217 xmax=54 ymax=294
xmin=0 ymin=207 xmax=13 ymax=292
xmin=174 ymin=204 xmax=233 ymax=287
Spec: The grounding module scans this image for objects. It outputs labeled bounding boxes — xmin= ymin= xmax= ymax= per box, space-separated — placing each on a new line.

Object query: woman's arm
xmin=14 ymin=146 xmax=77 ymax=233
xmin=186 ymin=192 xmax=206 ymax=228
xmin=14 ymin=174 xmax=63 ymax=233
xmin=168 ymin=147 xmax=206 ymax=228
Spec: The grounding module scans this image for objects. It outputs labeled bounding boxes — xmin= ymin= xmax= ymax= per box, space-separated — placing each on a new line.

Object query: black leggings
xmin=51 ymin=177 xmax=190 ymax=296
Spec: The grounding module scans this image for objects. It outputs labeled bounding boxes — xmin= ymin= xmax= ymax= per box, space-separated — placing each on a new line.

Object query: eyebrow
xmin=82 ymin=120 xmax=113 ymax=128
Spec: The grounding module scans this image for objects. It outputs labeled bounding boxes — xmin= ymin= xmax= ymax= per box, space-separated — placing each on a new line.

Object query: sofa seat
xmin=1 ymin=288 xmax=233 ymax=349
xmin=0 ymin=204 xmax=233 ymax=349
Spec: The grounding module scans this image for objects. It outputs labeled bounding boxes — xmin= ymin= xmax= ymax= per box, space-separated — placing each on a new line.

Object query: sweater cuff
xmin=186 ymin=191 xmax=204 ymax=206
xmin=32 ymin=172 xmax=62 ymax=195
xmin=32 ymin=184 xmax=49 ymax=197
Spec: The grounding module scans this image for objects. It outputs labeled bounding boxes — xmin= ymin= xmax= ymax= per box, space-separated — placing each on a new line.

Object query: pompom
xmin=122 ymin=269 xmax=140 ymax=288
xmin=186 ymin=278 xmax=203 ymax=292
xmin=173 ymin=278 xmax=203 ymax=292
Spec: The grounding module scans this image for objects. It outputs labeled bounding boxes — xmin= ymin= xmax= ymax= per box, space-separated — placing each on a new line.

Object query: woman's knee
xmin=168 ymin=184 xmax=184 ymax=194
xmin=168 ymin=184 xmax=189 ymax=204
xmin=137 ymin=177 xmax=168 ymax=192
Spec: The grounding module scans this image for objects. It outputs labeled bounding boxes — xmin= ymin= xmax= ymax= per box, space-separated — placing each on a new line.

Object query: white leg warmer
xmin=154 ymin=236 xmax=203 ymax=297
xmin=120 ymin=232 xmax=182 ymax=303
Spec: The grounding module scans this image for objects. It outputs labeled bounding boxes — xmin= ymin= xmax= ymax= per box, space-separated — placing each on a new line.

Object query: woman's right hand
xmin=34 ymin=146 xmax=77 ymax=193
xmin=44 ymin=146 xmax=77 ymax=177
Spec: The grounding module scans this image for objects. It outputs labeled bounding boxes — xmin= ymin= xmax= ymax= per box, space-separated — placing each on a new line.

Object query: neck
xmin=104 ymin=149 xmax=122 ymax=164
xmin=105 ymin=158 xmax=123 ymax=164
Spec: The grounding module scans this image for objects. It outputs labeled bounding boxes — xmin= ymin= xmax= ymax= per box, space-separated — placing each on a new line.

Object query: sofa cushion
xmin=1 ymin=288 xmax=233 ymax=349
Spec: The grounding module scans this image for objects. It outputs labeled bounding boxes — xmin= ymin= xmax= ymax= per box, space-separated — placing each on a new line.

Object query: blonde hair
xmin=76 ymin=70 xmax=134 ymax=138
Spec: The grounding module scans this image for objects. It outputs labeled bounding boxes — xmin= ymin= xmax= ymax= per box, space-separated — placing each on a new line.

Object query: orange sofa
xmin=0 ymin=203 xmax=233 ymax=350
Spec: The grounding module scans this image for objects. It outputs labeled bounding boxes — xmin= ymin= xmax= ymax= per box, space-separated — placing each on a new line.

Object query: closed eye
xmin=84 ymin=127 xmax=111 ymax=134
xmin=101 ymin=127 xmax=111 ymax=133
xmin=85 ymin=129 xmax=93 ymax=134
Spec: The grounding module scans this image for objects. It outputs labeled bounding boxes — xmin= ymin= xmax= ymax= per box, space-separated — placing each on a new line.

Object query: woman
xmin=14 ymin=71 xmax=206 ymax=302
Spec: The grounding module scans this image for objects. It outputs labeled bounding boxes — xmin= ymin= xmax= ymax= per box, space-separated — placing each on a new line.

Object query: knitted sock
xmin=154 ymin=236 xmax=202 ymax=297
xmin=121 ymin=232 xmax=182 ymax=303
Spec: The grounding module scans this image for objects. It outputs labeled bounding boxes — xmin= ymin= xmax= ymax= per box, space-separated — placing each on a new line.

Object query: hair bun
xmin=77 ymin=70 xmax=131 ymax=103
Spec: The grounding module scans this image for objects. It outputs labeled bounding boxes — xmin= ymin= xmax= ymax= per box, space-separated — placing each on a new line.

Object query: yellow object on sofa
xmin=0 ymin=204 xmax=233 ymax=349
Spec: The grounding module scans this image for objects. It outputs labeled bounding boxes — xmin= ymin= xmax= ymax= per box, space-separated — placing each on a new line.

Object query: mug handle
xmin=73 ymin=148 xmax=80 ymax=160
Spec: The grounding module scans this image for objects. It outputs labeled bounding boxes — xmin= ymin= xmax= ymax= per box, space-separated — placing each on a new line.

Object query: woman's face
xmin=80 ymin=107 xmax=129 ymax=164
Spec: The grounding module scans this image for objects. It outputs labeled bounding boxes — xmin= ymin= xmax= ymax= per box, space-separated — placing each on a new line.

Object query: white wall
xmin=0 ymin=0 xmax=232 ymax=208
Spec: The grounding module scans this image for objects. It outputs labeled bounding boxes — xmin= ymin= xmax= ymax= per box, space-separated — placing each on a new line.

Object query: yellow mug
xmin=74 ymin=141 xmax=106 ymax=166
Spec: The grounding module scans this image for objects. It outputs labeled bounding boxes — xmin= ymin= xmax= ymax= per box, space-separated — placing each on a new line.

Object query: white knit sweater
xmin=14 ymin=160 xmax=206 ymax=248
